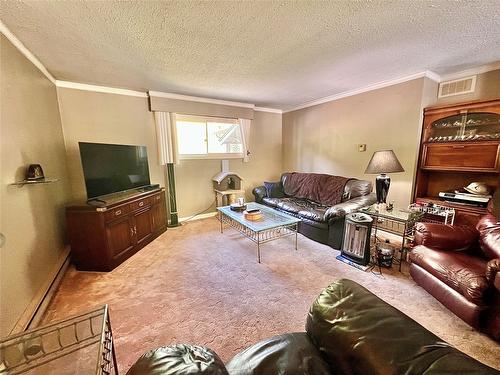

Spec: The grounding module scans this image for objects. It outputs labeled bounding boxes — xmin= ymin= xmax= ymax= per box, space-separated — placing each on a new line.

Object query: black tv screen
xmin=79 ymin=142 xmax=151 ymax=199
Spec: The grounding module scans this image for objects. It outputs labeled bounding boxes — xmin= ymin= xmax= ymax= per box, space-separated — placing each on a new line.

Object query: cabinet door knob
xmin=130 ymin=227 xmax=134 ymax=237
xmin=139 ymin=202 xmax=144 ymax=207
xmin=115 ymin=210 xmax=122 ymax=216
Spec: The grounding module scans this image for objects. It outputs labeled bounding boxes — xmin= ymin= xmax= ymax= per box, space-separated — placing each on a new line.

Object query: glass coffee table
xmin=217 ymin=202 xmax=301 ymax=263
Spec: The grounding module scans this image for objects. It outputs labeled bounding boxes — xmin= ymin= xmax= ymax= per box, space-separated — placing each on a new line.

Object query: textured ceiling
xmin=1 ymin=1 xmax=499 ymax=109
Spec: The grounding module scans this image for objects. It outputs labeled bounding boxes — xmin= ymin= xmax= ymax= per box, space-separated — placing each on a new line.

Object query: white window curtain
xmin=154 ymin=111 xmax=179 ymax=165
xmin=239 ymin=118 xmax=252 ymax=163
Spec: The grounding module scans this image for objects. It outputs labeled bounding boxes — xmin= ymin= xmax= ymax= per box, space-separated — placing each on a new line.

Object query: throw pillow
xmin=264 ymin=181 xmax=285 ymax=198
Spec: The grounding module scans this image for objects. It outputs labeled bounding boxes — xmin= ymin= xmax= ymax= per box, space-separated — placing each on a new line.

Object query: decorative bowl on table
xmin=244 ymin=210 xmax=263 ymax=221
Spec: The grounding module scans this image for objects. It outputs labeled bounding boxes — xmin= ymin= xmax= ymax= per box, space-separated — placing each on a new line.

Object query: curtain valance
xmin=149 ymin=93 xmax=254 ymax=120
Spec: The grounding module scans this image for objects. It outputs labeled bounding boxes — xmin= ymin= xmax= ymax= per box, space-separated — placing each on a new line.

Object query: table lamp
xmin=365 ymin=150 xmax=404 ymax=204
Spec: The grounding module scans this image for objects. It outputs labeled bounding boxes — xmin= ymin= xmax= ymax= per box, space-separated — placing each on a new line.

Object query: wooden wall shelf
xmin=9 ymin=178 xmax=59 ymax=186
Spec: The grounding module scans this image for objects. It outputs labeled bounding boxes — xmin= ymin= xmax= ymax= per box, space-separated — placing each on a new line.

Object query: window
xmin=176 ymin=115 xmax=244 ymax=159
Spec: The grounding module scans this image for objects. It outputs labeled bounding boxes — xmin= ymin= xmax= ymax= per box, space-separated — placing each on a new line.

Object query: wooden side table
xmin=214 ymin=189 xmax=245 ymax=207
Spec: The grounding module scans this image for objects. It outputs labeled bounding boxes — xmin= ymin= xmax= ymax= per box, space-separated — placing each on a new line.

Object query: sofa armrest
xmin=486 ymin=258 xmax=500 ymax=284
xmin=127 ymin=345 xmax=228 ymax=375
xmin=325 ymin=193 xmax=377 ymax=220
xmin=306 ymin=279 xmax=498 ymax=374
xmin=252 ymin=186 xmax=267 ymax=203
xmin=414 ymin=222 xmax=478 ymax=251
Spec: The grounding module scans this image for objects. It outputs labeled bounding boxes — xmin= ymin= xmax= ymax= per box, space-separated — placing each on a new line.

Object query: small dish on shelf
xmin=230 ymin=203 xmax=247 ymax=212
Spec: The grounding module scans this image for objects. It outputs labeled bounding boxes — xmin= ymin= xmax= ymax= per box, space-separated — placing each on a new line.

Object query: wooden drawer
xmin=104 ymin=205 xmax=129 ymax=221
xmin=422 ymin=142 xmax=499 ymax=171
xmin=129 ymin=197 xmax=152 ymax=211
xmin=151 ymin=193 xmax=163 ymax=204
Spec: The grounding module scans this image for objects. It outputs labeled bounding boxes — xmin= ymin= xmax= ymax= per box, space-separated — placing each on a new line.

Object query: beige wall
xmin=0 ymin=36 xmax=71 ymax=336
xmin=56 ymin=88 xmax=282 ymax=218
xmin=283 ymin=78 xmax=428 ymax=208
xmin=435 ymin=69 xmax=500 ymax=106
xmin=282 ymin=70 xmax=499 ymax=209
xmin=231 ymin=111 xmax=282 ymax=202
xmin=56 ymin=88 xmax=166 ymax=201
xmin=175 ymin=111 xmax=282 ymax=218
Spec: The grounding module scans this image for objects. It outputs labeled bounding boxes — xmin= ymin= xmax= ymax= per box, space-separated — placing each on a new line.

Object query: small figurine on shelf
xmin=26 ymin=164 xmax=45 ymax=181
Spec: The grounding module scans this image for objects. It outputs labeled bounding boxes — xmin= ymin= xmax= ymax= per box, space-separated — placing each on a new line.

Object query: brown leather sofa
xmin=410 ymin=206 xmax=500 ymax=341
xmin=127 ymin=279 xmax=497 ymax=374
xmin=253 ymin=172 xmax=376 ymax=249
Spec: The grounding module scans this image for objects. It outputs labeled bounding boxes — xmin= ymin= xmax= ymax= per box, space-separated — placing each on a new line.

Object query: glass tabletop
xmin=217 ymin=202 xmax=300 ymax=232
xmin=360 ymin=204 xmax=423 ymax=222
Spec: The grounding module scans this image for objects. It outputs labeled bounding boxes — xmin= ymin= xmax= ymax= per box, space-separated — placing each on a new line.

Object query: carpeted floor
xmin=43 ymin=217 xmax=500 ymax=373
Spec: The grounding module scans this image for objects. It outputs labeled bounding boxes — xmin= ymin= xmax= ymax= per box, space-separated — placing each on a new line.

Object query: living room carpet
xmin=43 ymin=217 xmax=500 ymax=373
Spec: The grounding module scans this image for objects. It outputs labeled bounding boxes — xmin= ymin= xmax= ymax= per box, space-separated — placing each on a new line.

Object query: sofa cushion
xmin=282 ymin=172 xmax=352 ymax=206
xmin=410 ymin=246 xmax=489 ymax=304
xmin=306 ymin=279 xmax=498 ymax=375
xmin=476 ymin=214 xmax=500 ymax=259
xmin=298 ymin=207 xmax=329 ymax=223
xmin=261 ymin=197 xmax=280 ymax=207
xmin=276 ymin=198 xmax=329 ymax=223
xmin=225 ymin=333 xmax=331 ymax=375
xmin=264 ymin=181 xmax=285 ymax=198
xmin=342 ymin=179 xmax=373 ymax=201
xmin=126 ymin=344 xmax=228 ymax=375
xmin=276 ymin=198 xmax=302 ymax=214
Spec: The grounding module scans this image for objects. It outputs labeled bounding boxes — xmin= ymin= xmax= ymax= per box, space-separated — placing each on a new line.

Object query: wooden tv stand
xmin=66 ymin=188 xmax=167 ymax=271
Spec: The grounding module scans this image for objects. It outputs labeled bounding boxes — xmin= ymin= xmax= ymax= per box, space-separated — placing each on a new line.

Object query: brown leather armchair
xmin=409 ymin=208 xmax=500 ymax=341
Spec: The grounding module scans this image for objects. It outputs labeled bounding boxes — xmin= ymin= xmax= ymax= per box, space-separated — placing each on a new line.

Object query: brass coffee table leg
xmin=257 ymin=234 xmax=261 ymax=263
xmin=295 ymin=227 xmax=298 ymax=251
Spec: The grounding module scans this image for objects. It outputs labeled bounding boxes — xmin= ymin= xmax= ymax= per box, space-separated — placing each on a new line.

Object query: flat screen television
xmin=79 ymin=142 xmax=151 ymax=199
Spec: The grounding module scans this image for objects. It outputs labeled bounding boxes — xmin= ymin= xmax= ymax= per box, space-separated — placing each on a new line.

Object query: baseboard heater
xmin=11 ymin=249 xmax=70 ymax=334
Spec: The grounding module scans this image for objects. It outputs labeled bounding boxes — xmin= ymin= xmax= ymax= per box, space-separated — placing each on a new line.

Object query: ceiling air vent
xmin=438 ymin=75 xmax=476 ymax=98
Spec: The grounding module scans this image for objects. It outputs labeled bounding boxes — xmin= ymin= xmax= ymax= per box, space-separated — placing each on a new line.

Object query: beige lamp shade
xmin=365 ymin=150 xmax=404 ymax=174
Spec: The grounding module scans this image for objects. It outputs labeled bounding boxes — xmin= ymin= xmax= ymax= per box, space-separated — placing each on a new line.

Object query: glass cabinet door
xmin=427 ymin=112 xmax=500 ymax=142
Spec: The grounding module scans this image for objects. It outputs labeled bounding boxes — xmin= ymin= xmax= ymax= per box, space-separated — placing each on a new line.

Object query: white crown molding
xmin=438 ymin=61 xmax=500 ymax=82
xmin=254 ymin=106 xmax=283 ymax=114
xmin=0 ymin=20 xmax=56 ymax=84
xmin=56 ymin=80 xmax=148 ymax=97
xmin=179 ymin=211 xmax=217 ymax=223
xmin=283 ymin=71 xmax=440 ymax=113
xmin=424 ymin=70 xmax=442 ymax=83
xmin=149 ymin=90 xmax=255 ymax=109
xmin=2 ymin=18 xmax=496 ymax=113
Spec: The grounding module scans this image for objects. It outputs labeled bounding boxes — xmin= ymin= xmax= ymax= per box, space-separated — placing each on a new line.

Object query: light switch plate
xmin=358 ymin=144 xmax=366 ymax=152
